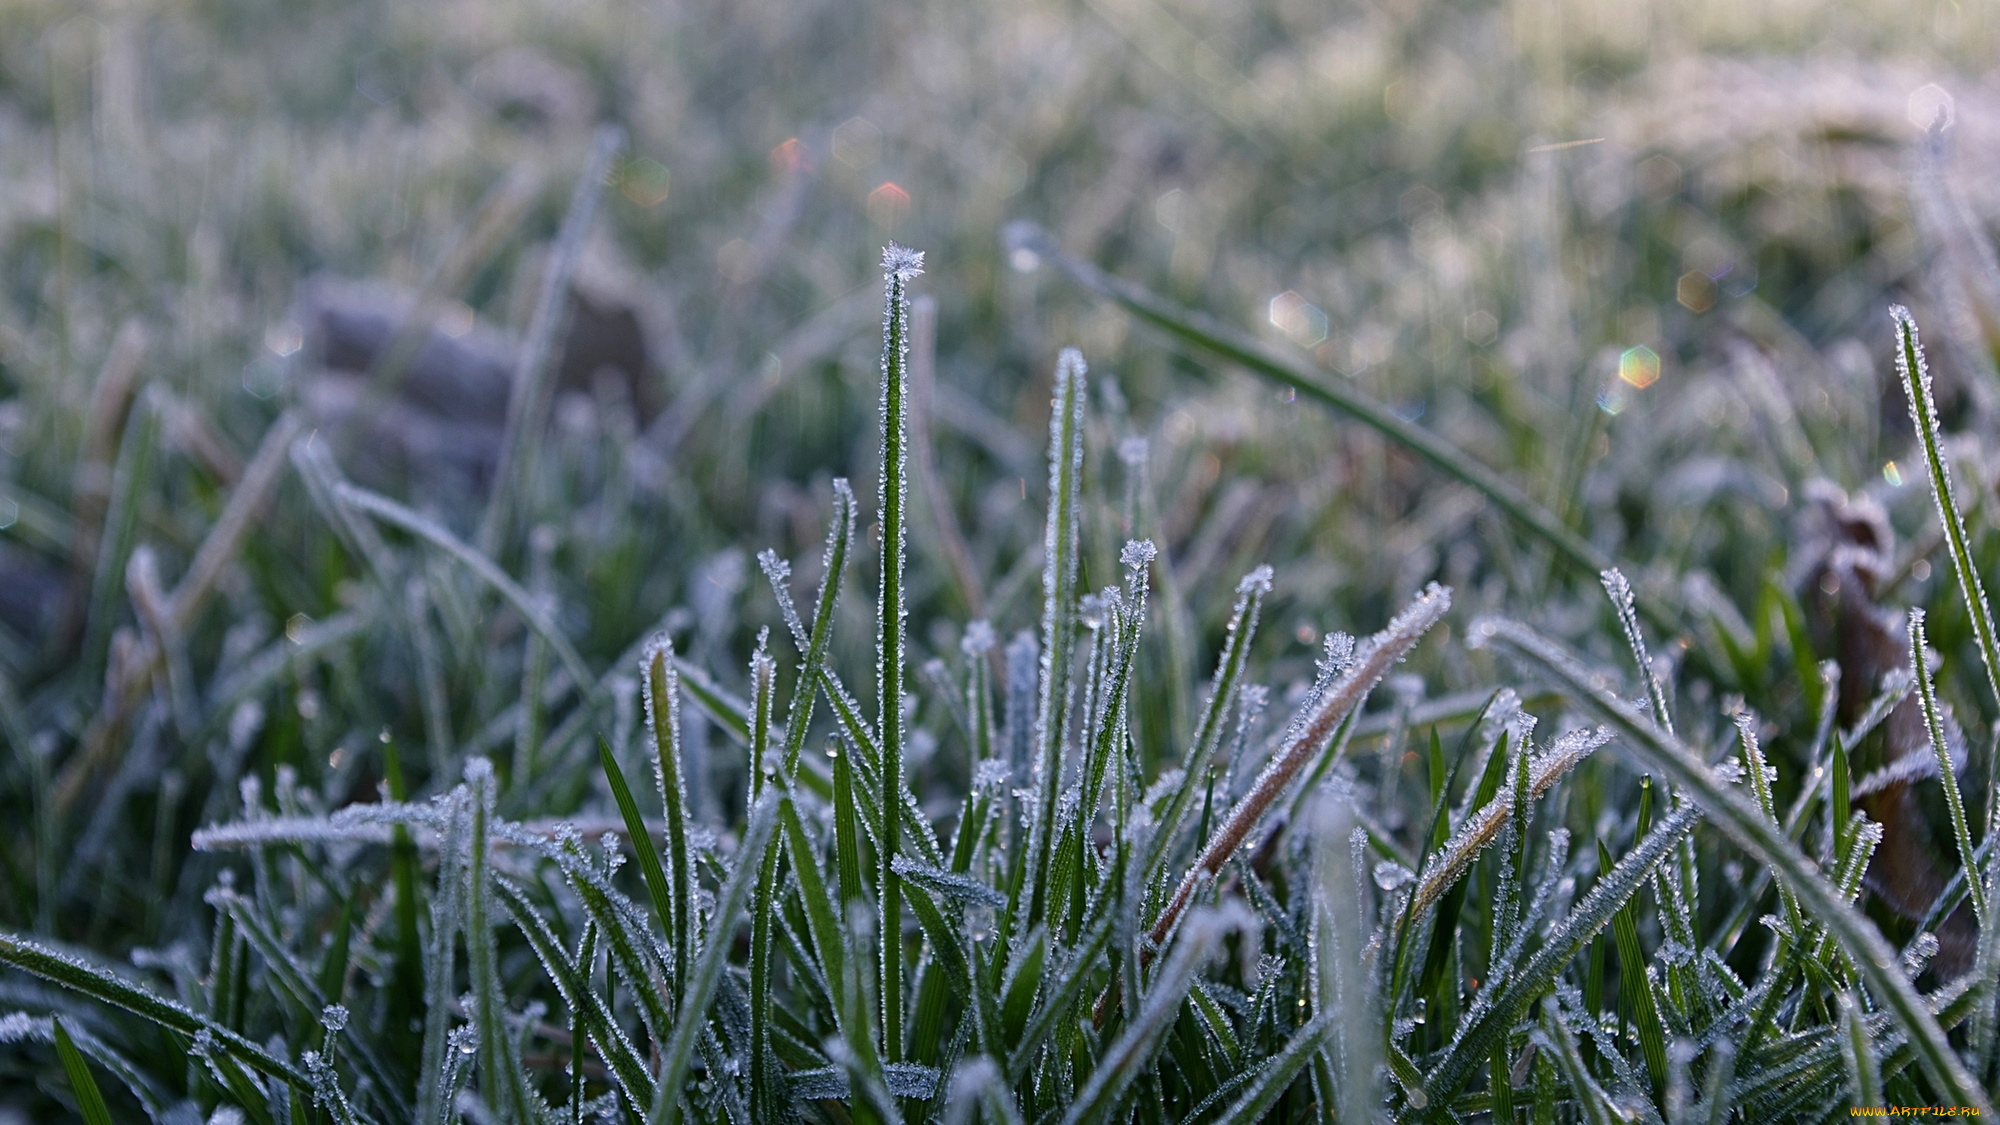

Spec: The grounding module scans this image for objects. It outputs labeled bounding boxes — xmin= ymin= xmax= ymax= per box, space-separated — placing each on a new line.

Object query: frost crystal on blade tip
xmin=882 ymin=243 xmax=925 ymax=280
xmin=962 ymin=619 xmax=996 ymax=656
xmin=1121 ymin=539 xmax=1158 ymax=569
xmin=1237 ymin=565 xmax=1275 ymax=596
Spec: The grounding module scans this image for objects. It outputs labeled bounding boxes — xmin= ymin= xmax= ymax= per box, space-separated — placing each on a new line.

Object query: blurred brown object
xmin=293 ymin=270 xmax=657 ymax=497
xmin=1798 ymin=480 xmax=1978 ymax=979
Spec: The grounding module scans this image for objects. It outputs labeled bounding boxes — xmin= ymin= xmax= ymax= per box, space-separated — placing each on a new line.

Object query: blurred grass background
xmin=5 ymin=0 xmax=2000 ymax=1112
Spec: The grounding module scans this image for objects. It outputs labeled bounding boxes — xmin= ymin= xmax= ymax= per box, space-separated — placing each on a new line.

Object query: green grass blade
xmin=1893 ymin=307 xmax=2000 ymax=713
xmin=642 ymin=640 xmax=695 ymax=995
xmin=1058 ymin=910 xmax=1235 ymax=1125
xmin=1419 ymin=801 xmax=1699 ymax=1107
xmin=1206 ymin=1016 xmax=1331 ymax=1125
xmin=1838 ymin=990 xmax=1882 ymax=1108
xmin=500 ymin=882 xmax=657 ymax=1110
xmin=333 ymin=479 xmax=596 ymax=693
xmin=1142 ymin=568 xmax=1271 ymax=897
xmin=1020 ymin=346 xmax=1089 ymax=936
xmin=1907 ymin=608 xmax=1989 ymax=926
xmin=651 ymin=793 xmax=779 ymax=1125
xmin=769 ymin=479 xmax=856 ymax=774
xmin=52 ymin=1016 xmax=114 ymax=1125
xmin=877 ymin=244 xmax=923 ymax=1064
xmin=779 ymin=792 xmax=848 ymax=1017
xmin=1534 ymin=998 xmax=1618 ymax=1125
xmin=0 ymin=932 xmax=308 ymax=1087
xmin=464 ymin=762 xmax=541 ymax=1122
xmin=1602 ymin=837 xmax=1668 ymax=1091
xmin=600 ymin=738 xmax=678 ymax=939
xmin=1471 ymin=615 xmax=1993 ymax=1113
xmin=478 ymin=124 xmax=623 ymax=556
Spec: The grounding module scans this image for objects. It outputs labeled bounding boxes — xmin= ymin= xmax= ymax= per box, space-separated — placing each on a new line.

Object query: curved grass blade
xmin=1420 ymin=800 xmax=1700 ymax=1107
xmin=53 ymin=1016 xmax=115 ymax=1125
xmin=0 ymin=932 xmax=308 ymax=1087
xmin=601 ymin=738 xmax=678 ymax=941
xmin=1205 ymin=1016 xmax=1331 ymax=1125
xmin=499 ymin=883 xmax=656 ymax=1111
xmin=1141 ymin=567 xmax=1272 ymax=896
xmin=1471 ymin=615 xmax=1992 ymax=1113
xmin=333 ymin=480 xmax=595 ymax=693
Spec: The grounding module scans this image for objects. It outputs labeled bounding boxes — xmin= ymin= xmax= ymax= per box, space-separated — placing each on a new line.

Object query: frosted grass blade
xmin=600 ymin=738 xmax=678 ymax=944
xmin=0 ymin=932 xmax=307 ymax=1088
xmin=876 ymin=243 xmax=923 ymax=1064
xmin=1020 ymin=346 xmax=1089 ymax=936
xmin=1471 ymin=615 xmax=1992 ymax=1113
xmin=643 ymin=638 xmax=696 ymax=993
xmin=1908 ymin=608 xmax=1988 ymax=925
xmin=651 ymin=794 xmax=778 ymax=1125
xmin=1892 ymin=307 xmax=2000 ymax=712
xmin=333 ymin=480 xmax=595 ymax=693
xmin=1838 ymin=990 xmax=1882 ymax=1109
xmin=1150 ymin=584 xmax=1450 ymax=956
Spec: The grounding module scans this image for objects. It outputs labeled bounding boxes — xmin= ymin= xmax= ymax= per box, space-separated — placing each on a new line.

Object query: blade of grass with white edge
xmin=0 ymin=933 xmax=309 ymax=1089
xmin=1315 ymin=794 xmax=1382 ymax=1123
xmin=876 ymin=243 xmax=922 ymax=1066
xmin=642 ymin=636 xmax=695 ymax=996
xmin=1838 ymin=990 xmax=1883 ymax=1109
xmin=465 ymin=759 xmax=542 ymax=1122
xmin=761 ymin=477 xmax=856 ymax=775
xmin=1893 ymin=308 xmax=2000 ymax=713
xmin=1059 ymin=906 xmax=1249 ymax=1125
xmin=1142 ymin=564 xmax=1270 ymax=896
xmin=497 ymin=880 xmax=656 ymax=1111
xmin=1907 ymin=608 xmax=1988 ymax=927
xmin=1418 ymin=793 xmax=1699 ymax=1109
xmin=1149 ymin=583 xmax=1451 ymax=960
xmin=1470 ymin=614 xmax=1992 ymax=1113
xmin=1893 ymin=309 xmax=2000 ymax=1063
xmin=1017 ymin=346 xmax=1088 ymax=941
xmin=650 ymin=793 xmax=779 ymax=1125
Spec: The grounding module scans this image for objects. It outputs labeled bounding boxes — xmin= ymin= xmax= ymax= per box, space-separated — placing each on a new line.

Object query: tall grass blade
xmin=1907 ymin=608 xmax=1988 ymax=926
xmin=643 ymin=637 xmax=695 ymax=992
xmin=1892 ymin=307 xmax=2000 ymax=713
xmin=601 ymin=738 xmax=678 ymax=938
xmin=1020 ymin=346 xmax=1089 ymax=935
xmin=876 ymin=243 xmax=923 ymax=1064
xmin=1838 ymin=990 xmax=1882 ymax=1108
